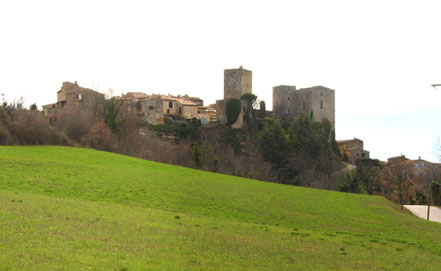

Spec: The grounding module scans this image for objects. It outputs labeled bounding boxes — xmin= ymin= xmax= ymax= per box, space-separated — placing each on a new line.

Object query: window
xmin=320 ymin=93 xmax=323 ymax=97
xmin=303 ymin=102 xmax=305 ymax=110
xmin=288 ymin=96 xmax=290 ymax=101
xmin=243 ymin=115 xmax=246 ymax=121
xmin=198 ymin=110 xmax=201 ymax=114
xmin=320 ymin=101 xmax=323 ymax=109
xmin=167 ymin=109 xmax=170 ymax=113
xmin=361 ymin=153 xmax=365 ymax=158
xmin=288 ymin=109 xmax=290 ymax=113
xmin=168 ymin=101 xmax=173 ymax=108
xmin=243 ymin=106 xmax=246 ymax=112
xmin=149 ymin=106 xmax=154 ymax=110
xmin=179 ymin=107 xmax=182 ymax=114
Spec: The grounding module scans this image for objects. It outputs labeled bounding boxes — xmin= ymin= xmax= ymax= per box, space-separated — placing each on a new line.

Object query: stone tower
xmin=224 ymin=66 xmax=252 ymax=99
xmin=272 ymin=85 xmax=335 ymax=128
xmin=273 ymin=85 xmax=296 ymax=116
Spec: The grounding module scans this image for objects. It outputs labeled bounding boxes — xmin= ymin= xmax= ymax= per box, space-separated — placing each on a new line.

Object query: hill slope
xmin=0 ymin=146 xmax=440 ymax=270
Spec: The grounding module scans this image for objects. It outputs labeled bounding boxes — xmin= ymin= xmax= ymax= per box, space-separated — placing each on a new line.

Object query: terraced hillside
xmin=0 ymin=146 xmax=440 ymax=270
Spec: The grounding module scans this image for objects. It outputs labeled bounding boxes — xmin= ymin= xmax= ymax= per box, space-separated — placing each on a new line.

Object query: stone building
xmin=120 ymin=92 xmax=150 ymax=100
xmin=387 ymin=155 xmax=409 ymax=165
xmin=115 ymin=92 xmax=150 ymax=114
xmin=337 ymin=138 xmax=370 ymax=164
xmin=140 ymin=94 xmax=210 ymax=125
xmin=206 ymin=104 xmax=217 ymax=122
xmin=380 ymin=155 xmax=441 ymax=205
xmin=216 ymin=66 xmax=252 ymax=128
xmin=273 ymin=85 xmax=335 ymax=127
xmin=223 ymin=66 xmax=252 ymax=99
xmin=43 ymin=81 xmax=105 ymax=116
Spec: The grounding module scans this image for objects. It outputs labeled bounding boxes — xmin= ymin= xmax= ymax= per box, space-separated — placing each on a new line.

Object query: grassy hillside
xmin=1 ymin=146 xmax=440 ymax=270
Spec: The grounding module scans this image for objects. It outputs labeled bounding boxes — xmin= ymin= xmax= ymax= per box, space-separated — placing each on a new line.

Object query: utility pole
xmin=427 ymin=187 xmax=431 ymax=220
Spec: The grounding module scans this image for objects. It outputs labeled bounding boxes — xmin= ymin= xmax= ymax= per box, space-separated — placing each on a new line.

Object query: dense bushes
xmin=225 ymin=99 xmax=241 ymax=125
xmin=0 ymin=97 xmax=345 ymax=189
xmin=258 ymin=115 xmax=341 ymax=186
xmin=0 ymin=121 xmax=11 ymax=145
xmin=0 ymin=105 xmax=69 ymax=146
xmin=54 ymin=106 xmax=96 ymax=142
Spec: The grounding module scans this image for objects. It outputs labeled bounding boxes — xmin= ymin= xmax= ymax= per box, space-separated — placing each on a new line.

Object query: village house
xmin=43 ymin=82 xmax=209 ymax=125
xmin=42 ymin=81 xmax=105 ymax=116
xmin=380 ymin=155 xmax=441 ymax=205
xmin=206 ymin=104 xmax=217 ymax=122
xmin=337 ymin=138 xmax=370 ymax=164
xmin=140 ymin=94 xmax=210 ymax=125
xmin=115 ymin=92 xmax=151 ymax=113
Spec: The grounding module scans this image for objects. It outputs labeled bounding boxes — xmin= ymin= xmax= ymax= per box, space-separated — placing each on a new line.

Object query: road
xmin=403 ymin=205 xmax=441 ymax=223
xmin=331 ymin=162 xmax=355 ymax=178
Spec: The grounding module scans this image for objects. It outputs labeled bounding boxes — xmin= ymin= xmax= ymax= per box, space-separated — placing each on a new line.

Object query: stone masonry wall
xmin=272 ymin=85 xmax=335 ymax=128
xmin=224 ymin=68 xmax=252 ymax=99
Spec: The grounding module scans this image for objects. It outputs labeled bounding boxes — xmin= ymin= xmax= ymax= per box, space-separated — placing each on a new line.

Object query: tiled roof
xmin=124 ymin=92 xmax=150 ymax=99
xmin=337 ymin=138 xmax=361 ymax=143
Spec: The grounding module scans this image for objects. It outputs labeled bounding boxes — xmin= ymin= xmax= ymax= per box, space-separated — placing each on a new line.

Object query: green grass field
xmin=0 ymin=146 xmax=440 ymax=270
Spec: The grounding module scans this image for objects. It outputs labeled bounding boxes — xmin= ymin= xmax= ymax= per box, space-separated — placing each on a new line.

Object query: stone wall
xmin=273 ymin=85 xmax=296 ymax=116
xmin=216 ymin=100 xmax=228 ymax=124
xmin=182 ymin=105 xmax=198 ymax=119
xmin=44 ymin=81 xmax=105 ymax=117
xmin=338 ymin=139 xmax=364 ymax=151
xmin=272 ymin=85 xmax=335 ymax=128
xmin=140 ymin=97 xmax=164 ymax=124
xmin=224 ymin=68 xmax=252 ymax=99
xmin=298 ymin=86 xmax=335 ymax=127
xmin=162 ymin=99 xmax=179 ymax=115
xmin=216 ymin=99 xmax=249 ymax=128
xmin=337 ymin=138 xmax=369 ymax=164
xmin=217 ymin=67 xmax=252 ymax=128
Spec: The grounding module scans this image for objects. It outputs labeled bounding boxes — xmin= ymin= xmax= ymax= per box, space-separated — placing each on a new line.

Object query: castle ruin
xmin=216 ymin=66 xmax=252 ymax=128
xmin=273 ymin=85 xmax=335 ymax=128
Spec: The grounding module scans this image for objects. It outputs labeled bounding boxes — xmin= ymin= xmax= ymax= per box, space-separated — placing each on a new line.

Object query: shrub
xmin=8 ymin=110 xmax=69 ymax=145
xmin=54 ymin=106 xmax=96 ymax=142
xmin=87 ymin=121 xmax=115 ymax=152
xmin=192 ymin=142 xmax=203 ymax=168
xmin=0 ymin=121 xmax=11 ymax=145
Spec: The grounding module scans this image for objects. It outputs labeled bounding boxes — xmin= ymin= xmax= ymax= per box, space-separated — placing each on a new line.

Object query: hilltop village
xmin=42 ymin=66 xmax=336 ymax=128
xmin=42 ymin=66 xmax=369 ymax=165
xmin=0 ymin=67 xmax=439 ymax=208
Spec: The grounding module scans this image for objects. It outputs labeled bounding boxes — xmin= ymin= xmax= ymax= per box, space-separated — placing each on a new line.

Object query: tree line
xmin=1 ymin=96 xmax=345 ymax=189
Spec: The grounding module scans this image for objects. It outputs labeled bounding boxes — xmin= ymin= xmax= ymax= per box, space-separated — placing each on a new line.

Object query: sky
xmin=1 ymin=0 xmax=440 ymax=162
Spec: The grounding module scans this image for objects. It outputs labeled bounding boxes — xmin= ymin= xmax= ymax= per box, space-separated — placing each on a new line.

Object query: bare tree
xmin=422 ymin=163 xmax=441 ymax=220
xmin=383 ymin=164 xmax=411 ymax=211
xmin=54 ymin=106 xmax=96 ymax=143
xmin=105 ymin=88 xmax=114 ymax=100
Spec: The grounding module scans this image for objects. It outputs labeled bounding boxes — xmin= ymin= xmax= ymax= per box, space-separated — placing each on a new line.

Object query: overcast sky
xmin=1 ymin=0 xmax=440 ymax=162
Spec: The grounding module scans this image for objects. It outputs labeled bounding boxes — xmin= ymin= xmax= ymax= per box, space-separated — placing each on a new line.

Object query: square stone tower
xmin=224 ymin=66 xmax=252 ymax=99
xmin=273 ymin=85 xmax=296 ymax=116
xmin=272 ymin=85 xmax=335 ymax=128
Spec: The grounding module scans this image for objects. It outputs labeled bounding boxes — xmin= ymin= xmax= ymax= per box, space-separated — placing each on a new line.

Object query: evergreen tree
xmin=192 ymin=142 xmax=203 ymax=168
xmin=259 ymin=121 xmax=290 ymax=169
xmin=225 ymin=99 xmax=241 ymax=125
xmin=104 ymin=99 xmax=123 ymax=134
